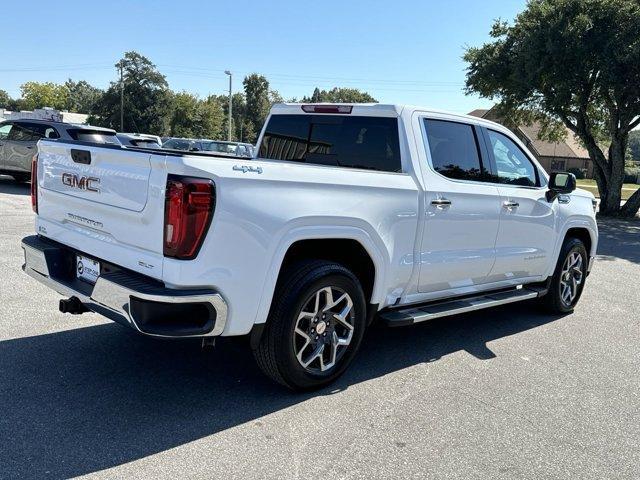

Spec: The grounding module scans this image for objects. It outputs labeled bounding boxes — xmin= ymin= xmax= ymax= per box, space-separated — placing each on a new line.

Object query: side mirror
xmin=546 ymin=172 xmax=576 ymax=201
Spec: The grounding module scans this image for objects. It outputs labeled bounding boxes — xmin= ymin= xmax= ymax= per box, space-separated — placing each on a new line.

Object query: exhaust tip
xmin=59 ymin=296 xmax=89 ymax=315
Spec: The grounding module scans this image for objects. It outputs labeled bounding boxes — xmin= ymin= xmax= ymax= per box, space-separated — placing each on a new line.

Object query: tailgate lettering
xmin=62 ymin=173 xmax=101 ymax=193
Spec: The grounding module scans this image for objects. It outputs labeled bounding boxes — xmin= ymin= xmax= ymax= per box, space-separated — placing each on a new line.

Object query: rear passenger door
xmin=482 ymin=128 xmax=556 ymax=280
xmin=417 ymin=117 xmax=502 ymax=294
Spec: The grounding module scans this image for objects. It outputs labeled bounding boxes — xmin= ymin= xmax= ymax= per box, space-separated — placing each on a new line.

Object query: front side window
xmin=424 ymin=119 xmax=485 ymax=181
xmin=0 ymin=123 xmax=12 ymax=140
xmin=487 ymin=130 xmax=538 ymax=187
xmin=259 ymin=114 xmax=402 ymax=172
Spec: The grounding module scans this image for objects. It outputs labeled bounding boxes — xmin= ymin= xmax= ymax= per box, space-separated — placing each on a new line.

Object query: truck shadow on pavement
xmin=0 ymin=176 xmax=30 ymax=196
xmin=596 ymin=217 xmax=640 ymax=264
xmin=0 ymin=305 xmax=564 ymax=479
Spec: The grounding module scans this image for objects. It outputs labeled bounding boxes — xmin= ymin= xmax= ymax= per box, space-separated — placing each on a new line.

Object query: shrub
xmin=567 ymin=167 xmax=585 ymax=180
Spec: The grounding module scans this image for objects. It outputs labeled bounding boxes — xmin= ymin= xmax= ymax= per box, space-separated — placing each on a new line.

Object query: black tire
xmin=11 ymin=173 xmax=30 ymax=183
xmin=253 ymin=260 xmax=367 ymax=391
xmin=540 ymin=237 xmax=588 ymax=314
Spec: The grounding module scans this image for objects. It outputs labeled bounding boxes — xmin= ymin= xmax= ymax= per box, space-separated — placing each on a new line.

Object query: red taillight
xmin=31 ymin=154 xmax=38 ymax=214
xmin=163 ymin=176 xmax=215 ymax=260
xmin=301 ymin=105 xmax=353 ymax=114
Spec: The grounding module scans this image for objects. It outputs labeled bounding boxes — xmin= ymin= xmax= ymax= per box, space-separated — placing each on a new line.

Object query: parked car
xmin=116 ymin=133 xmax=162 ymax=149
xmin=22 ymin=103 xmax=598 ymax=390
xmin=0 ymin=119 xmax=119 ymax=182
xmin=162 ymin=137 xmax=253 ymax=157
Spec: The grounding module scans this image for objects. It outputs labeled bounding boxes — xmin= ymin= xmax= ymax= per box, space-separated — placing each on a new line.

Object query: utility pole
xmin=118 ymin=62 xmax=124 ymax=132
xmin=224 ymin=70 xmax=232 ymax=141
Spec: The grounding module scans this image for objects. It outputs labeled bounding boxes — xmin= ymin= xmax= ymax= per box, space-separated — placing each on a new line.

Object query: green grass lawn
xmin=576 ymin=179 xmax=639 ymax=200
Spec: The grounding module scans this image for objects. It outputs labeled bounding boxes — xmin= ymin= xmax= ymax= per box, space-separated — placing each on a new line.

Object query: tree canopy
xmin=465 ymin=0 xmax=640 ymax=216
xmin=89 ymin=51 xmax=173 ymax=134
xmin=2 ymin=51 xmax=378 ymax=144
xmin=303 ymin=87 xmax=377 ymax=103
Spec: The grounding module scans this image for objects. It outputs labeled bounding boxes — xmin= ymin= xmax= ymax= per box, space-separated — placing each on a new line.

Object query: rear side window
xmin=68 ymin=129 xmax=119 ymax=145
xmin=424 ymin=119 xmax=485 ymax=181
xmin=8 ymin=122 xmax=38 ymax=141
xmin=259 ymin=114 xmax=402 ymax=172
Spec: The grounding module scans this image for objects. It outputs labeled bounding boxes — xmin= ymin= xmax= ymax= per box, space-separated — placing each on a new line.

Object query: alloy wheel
xmin=293 ymin=286 xmax=355 ymax=373
xmin=559 ymin=251 xmax=584 ymax=307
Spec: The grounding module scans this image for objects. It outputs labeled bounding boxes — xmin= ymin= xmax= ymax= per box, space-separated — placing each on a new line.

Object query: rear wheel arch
xmin=277 ymin=238 xmax=377 ymax=304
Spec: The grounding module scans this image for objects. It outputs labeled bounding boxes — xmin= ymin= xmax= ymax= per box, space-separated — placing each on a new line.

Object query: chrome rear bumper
xmin=21 ymin=235 xmax=227 ymax=338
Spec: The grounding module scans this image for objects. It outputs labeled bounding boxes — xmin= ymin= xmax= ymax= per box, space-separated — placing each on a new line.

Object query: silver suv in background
xmin=0 ymin=120 xmax=120 ymax=182
xmin=162 ymin=138 xmax=254 ymax=157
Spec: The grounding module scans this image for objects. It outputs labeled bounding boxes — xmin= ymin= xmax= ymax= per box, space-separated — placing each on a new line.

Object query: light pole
xmin=117 ymin=61 xmax=124 ymax=131
xmin=224 ymin=70 xmax=232 ymax=141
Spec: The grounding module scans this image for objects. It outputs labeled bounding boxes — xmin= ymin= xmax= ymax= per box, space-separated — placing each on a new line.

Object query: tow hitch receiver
xmin=59 ymin=296 xmax=89 ymax=315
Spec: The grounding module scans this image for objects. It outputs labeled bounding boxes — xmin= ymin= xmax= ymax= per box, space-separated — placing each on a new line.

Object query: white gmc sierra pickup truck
xmin=22 ymin=103 xmax=598 ymax=390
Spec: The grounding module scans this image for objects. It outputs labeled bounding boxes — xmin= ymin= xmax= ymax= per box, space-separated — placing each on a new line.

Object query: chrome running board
xmin=380 ymin=286 xmax=542 ymax=327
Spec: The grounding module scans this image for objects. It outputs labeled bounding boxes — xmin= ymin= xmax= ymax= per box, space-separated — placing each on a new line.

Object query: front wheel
xmin=253 ymin=260 xmax=367 ymax=390
xmin=540 ymin=237 xmax=588 ymax=313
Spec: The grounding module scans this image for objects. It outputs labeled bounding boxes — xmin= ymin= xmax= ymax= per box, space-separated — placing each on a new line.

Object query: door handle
xmin=431 ymin=198 xmax=452 ymax=209
xmin=503 ymin=200 xmax=519 ymax=209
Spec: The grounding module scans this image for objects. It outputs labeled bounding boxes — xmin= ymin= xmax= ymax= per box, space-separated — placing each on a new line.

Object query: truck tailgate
xmin=35 ymin=141 xmax=167 ymax=278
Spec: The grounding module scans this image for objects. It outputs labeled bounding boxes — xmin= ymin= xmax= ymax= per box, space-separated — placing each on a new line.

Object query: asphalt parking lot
xmin=1 ymin=175 xmax=638 ymax=480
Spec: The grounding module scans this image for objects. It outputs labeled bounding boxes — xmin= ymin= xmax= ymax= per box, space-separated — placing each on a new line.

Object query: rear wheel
xmin=540 ymin=237 xmax=588 ymax=313
xmin=253 ymin=260 xmax=367 ymax=390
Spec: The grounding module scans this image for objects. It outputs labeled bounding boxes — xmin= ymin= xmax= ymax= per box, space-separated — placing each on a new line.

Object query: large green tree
xmin=90 ymin=52 xmax=172 ymax=135
xmin=0 ymin=90 xmax=11 ymax=108
xmin=20 ymin=81 xmax=68 ymax=110
xmin=169 ymin=92 xmax=224 ymax=139
xmin=464 ymin=0 xmax=640 ymax=217
xmin=303 ymin=87 xmax=377 ymax=103
xmin=242 ymin=74 xmax=272 ymax=143
xmin=64 ymin=79 xmax=102 ymax=113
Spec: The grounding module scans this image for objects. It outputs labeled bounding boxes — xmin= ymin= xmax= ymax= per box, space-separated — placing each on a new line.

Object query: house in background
xmin=469 ymin=108 xmax=593 ymax=178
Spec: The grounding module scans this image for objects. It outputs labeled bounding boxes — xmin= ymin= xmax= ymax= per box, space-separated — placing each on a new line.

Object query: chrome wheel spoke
xmin=301 ymin=343 xmax=324 ymax=368
xmin=293 ymin=285 xmax=355 ymax=374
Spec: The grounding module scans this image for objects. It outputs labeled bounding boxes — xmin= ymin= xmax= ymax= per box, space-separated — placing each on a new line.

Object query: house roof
xmin=468 ymin=108 xmax=590 ymax=160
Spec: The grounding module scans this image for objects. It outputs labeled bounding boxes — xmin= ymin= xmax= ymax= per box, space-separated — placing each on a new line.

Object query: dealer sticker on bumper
xmin=76 ymin=255 xmax=100 ymax=284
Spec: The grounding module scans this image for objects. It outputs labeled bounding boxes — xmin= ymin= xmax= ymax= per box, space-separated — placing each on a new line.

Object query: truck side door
xmin=416 ymin=116 xmax=502 ymax=294
xmin=482 ymin=127 xmax=556 ymax=280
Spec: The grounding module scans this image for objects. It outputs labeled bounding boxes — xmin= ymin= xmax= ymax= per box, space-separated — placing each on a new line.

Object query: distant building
xmin=469 ymin=107 xmax=593 ymax=178
xmin=0 ymin=107 xmax=89 ymax=125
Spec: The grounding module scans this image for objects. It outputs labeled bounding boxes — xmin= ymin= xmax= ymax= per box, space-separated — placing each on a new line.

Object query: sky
xmin=1 ymin=0 xmax=527 ymax=114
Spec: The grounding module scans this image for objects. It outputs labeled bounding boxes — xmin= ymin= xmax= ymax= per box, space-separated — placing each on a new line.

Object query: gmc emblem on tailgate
xmin=62 ymin=173 xmax=100 ymax=193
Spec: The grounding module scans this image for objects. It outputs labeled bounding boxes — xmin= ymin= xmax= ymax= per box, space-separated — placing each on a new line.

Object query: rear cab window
xmin=68 ymin=129 xmax=120 ymax=145
xmin=259 ymin=114 xmax=402 ymax=172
